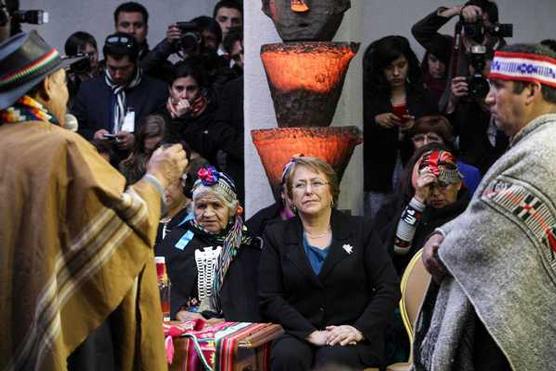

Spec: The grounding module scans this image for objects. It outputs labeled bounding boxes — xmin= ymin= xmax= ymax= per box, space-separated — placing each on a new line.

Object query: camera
xmin=63 ymin=52 xmax=91 ymax=74
xmin=176 ymin=21 xmax=201 ymax=52
xmin=464 ymin=45 xmax=491 ymax=101
xmin=462 ymin=20 xmax=513 ymax=44
xmin=12 ymin=9 xmax=49 ymax=25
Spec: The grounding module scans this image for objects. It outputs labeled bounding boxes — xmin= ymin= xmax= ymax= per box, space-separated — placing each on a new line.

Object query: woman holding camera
xmin=259 ymin=156 xmax=399 ymax=370
xmin=363 ymin=35 xmax=436 ymax=222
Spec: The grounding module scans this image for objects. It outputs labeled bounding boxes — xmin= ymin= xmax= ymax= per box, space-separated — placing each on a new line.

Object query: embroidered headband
xmin=489 ymin=50 xmax=556 ymax=88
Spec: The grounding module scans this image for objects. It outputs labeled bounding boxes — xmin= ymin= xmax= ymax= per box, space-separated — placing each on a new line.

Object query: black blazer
xmin=259 ymin=210 xmax=400 ymax=363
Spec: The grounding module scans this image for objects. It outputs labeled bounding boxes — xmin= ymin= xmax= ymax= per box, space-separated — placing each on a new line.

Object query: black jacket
xmin=375 ymin=190 xmax=470 ymax=275
xmin=364 ymin=92 xmax=436 ymax=192
xmin=259 ymin=210 xmax=400 ymax=364
xmin=72 ymin=74 xmax=168 ymax=140
xmin=157 ymin=224 xmax=262 ymax=322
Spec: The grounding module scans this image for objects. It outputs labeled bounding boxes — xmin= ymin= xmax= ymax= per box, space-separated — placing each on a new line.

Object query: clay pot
xmin=251 ymin=126 xmax=362 ymax=197
xmin=260 ymin=42 xmax=359 ymax=127
xmin=262 ymin=0 xmax=351 ymax=41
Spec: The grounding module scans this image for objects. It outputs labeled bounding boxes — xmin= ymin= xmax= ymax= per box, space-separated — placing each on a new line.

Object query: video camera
xmin=176 ymin=21 xmax=201 ymax=52
xmin=12 ymin=9 xmax=48 ymax=25
xmin=463 ymin=20 xmax=513 ymax=44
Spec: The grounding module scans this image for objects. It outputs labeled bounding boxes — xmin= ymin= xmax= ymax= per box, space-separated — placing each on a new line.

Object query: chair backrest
xmin=399 ymin=249 xmax=431 ymax=342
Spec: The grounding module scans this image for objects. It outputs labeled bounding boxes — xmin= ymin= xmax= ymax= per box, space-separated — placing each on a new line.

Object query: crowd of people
xmin=1 ymin=0 xmax=556 ymax=370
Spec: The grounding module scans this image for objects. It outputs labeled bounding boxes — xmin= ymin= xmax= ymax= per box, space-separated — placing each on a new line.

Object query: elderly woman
xmin=158 ymin=166 xmax=261 ymax=322
xmin=259 ymin=157 xmax=400 ymax=370
xmin=375 ymin=143 xmax=470 ymax=275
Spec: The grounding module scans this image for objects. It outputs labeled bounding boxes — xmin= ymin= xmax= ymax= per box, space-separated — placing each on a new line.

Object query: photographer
xmin=412 ymin=0 xmax=511 ymax=173
xmin=64 ymin=31 xmax=101 ymax=105
xmin=141 ymin=16 xmax=229 ymax=86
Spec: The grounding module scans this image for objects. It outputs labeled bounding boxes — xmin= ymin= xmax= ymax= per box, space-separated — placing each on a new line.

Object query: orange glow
xmin=261 ymin=42 xmax=359 ymax=94
xmin=251 ymin=127 xmax=362 ymax=195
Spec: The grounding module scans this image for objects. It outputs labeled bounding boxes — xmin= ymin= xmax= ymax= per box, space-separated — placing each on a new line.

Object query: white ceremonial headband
xmin=489 ymin=51 xmax=556 ymax=88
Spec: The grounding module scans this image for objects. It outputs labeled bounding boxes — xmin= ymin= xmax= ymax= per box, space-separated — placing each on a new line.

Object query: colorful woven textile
xmin=163 ymin=321 xmax=272 ymax=371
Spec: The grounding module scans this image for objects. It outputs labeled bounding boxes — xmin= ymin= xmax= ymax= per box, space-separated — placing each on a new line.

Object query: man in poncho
xmin=415 ymin=43 xmax=556 ymax=370
xmin=0 ymin=31 xmax=187 ymax=370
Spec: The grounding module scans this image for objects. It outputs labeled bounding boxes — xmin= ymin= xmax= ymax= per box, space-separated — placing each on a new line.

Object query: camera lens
xmin=467 ymin=75 xmax=490 ymax=100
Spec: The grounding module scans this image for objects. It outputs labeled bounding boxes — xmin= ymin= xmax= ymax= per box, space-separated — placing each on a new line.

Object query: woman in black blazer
xmin=259 ymin=157 xmax=400 ymax=370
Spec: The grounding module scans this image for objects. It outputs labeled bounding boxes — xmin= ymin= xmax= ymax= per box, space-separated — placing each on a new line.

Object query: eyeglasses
xmin=293 ymin=180 xmax=329 ymax=192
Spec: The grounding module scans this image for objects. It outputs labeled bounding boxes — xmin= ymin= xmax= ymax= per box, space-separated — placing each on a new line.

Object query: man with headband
xmin=414 ymin=43 xmax=556 ymax=369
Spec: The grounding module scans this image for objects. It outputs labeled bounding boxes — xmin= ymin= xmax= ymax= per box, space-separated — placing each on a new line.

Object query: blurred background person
xmin=64 ymin=31 xmax=101 ymax=105
xmin=259 ymin=156 xmax=399 ymax=370
xmin=363 ymin=35 xmax=436 ymax=222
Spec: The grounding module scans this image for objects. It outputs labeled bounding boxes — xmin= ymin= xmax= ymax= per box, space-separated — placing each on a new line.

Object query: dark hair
xmin=363 ymin=35 xmax=425 ymax=101
xmin=171 ymin=60 xmax=208 ymax=88
xmin=540 ymin=39 xmax=556 ymax=53
xmin=191 ymin=15 xmax=223 ymax=48
xmin=103 ymin=32 xmax=139 ymax=61
xmin=420 ymin=34 xmax=452 ymax=77
xmin=64 ymin=31 xmax=97 ymax=56
xmin=464 ymin=0 xmax=499 ymax=23
xmin=223 ymin=26 xmax=243 ymax=54
xmin=114 ymin=1 xmax=149 ymax=25
xmin=500 ymin=43 xmax=556 ymax=103
xmin=119 ymin=114 xmax=166 ymax=184
xmin=213 ymin=0 xmax=242 ymax=18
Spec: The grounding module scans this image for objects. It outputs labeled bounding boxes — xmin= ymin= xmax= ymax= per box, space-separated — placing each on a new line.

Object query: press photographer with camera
xmin=64 ymin=31 xmax=102 ymax=106
xmin=0 ymin=0 xmax=48 ymax=42
xmin=141 ymin=16 xmax=231 ymax=86
xmin=412 ymin=0 xmax=512 ymax=173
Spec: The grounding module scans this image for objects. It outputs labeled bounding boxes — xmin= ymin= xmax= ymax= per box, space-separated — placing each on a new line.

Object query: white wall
xmin=19 ymin=0 xmax=220 ymax=52
xmin=245 ymin=0 xmax=556 ymax=217
xmin=19 ymin=0 xmax=556 ymax=217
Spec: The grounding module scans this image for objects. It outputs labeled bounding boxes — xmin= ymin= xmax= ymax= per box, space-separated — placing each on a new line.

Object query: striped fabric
xmin=0 ymin=49 xmax=60 ymax=90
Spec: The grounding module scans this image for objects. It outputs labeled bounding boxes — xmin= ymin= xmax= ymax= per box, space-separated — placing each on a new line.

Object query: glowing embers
xmin=251 ymin=126 xmax=362 ymax=197
xmin=260 ymin=42 xmax=359 ymax=127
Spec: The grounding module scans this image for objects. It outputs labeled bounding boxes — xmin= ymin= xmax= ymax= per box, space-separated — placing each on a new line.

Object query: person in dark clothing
xmin=411 ymin=1 xmax=509 ymax=174
xmin=158 ymin=166 xmax=261 ymax=322
xmin=259 ymin=157 xmax=399 ymax=370
xmin=375 ymin=144 xmax=469 ymax=275
xmin=246 ymin=156 xmax=296 ymax=237
xmin=363 ymin=35 xmax=436 ymax=221
xmin=411 ymin=0 xmax=507 ymax=112
xmin=163 ymin=61 xmax=244 ymax=202
xmin=72 ymin=32 xmax=167 ymax=166
xmin=420 ymin=34 xmax=453 ymax=108
xmin=113 ymin=1 xmax=174 ymax=81
xmin=400 ymin=114 xmax=482 ymax=195
xmin=64 ymin=31 xmax=102 ymax=107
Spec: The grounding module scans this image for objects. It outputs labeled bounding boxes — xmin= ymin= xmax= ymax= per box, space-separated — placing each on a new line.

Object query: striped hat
xmin=0 ymin=31 xmax=76 ymax=110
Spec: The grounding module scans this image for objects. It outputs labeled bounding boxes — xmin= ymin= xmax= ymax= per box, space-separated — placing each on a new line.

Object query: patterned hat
xmin=419 ymin=149 xmax=463 ymax=185
xmin=0 ymin=31 xmax=79 ymax=110
xmin=192 ymin=166 xmax=238 ymax=204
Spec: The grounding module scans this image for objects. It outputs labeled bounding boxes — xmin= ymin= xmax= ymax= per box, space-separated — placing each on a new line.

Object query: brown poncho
xmin=0 ymin=120 xmax=167 ymax=370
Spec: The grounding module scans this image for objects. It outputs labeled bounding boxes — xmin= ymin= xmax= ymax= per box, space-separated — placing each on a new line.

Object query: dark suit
xmin=259 ymin=210 xmax=400 ymax=369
